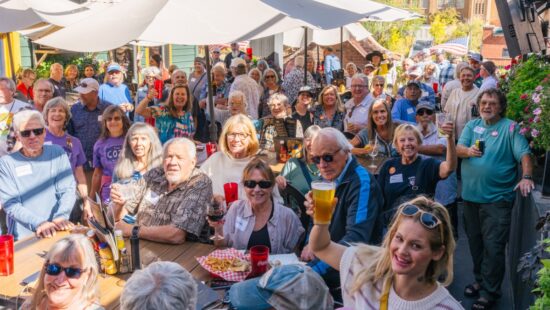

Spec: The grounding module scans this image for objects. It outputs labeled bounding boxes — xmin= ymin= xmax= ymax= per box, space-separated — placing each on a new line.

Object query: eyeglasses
xmin=401 ymin=205 xmax=441 ymax=229
xmin=107 ymin=116 xmax=122 ymax=122
xmin=45 ymin=263 xmax=86 ymax=279
xmin=350 ymin=85 xmax=366 ymax=89
xmin=312 ymin=149 xmax=341 ymax=165
xmin=265 ymin=75 xmax=276 ymax=79
xmin=227 ymin=132 xmax=249 ymax=140
xmin=243 ymin=180 xmax=273 ymax=189
xmin=416 ymin=109 xmax=434 ymax=116
xmin=108 ymin=71 xmax=121 ymax=75
xmin=374 ymin=84 xmax=384 ymax=87
xmin=20 ymin=128 xmax=44 ymax=138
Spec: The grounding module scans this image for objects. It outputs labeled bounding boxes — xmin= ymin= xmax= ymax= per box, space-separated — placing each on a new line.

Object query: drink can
xmin=476 ymin=139 xmax=485 ymax=154
xmin=311 ymin=181 xmax=336 ymax=225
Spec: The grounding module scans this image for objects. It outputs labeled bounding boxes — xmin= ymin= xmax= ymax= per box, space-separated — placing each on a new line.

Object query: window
xmin=502 ymin=48 xmax=510 ymax=58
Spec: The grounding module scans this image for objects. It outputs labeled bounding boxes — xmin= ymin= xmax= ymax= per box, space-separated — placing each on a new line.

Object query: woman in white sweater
xmin=307 ymin=196 xmax=464 ymax=310
xmin=200 ymin=114 xmax=260 ymax=200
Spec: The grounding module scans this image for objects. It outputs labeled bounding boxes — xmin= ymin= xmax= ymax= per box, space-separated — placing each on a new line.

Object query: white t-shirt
xmin=344 ymin=93 xmax=374 ymax=132
xmin=444 ymin=87 xmax=480 ymax=138
xmin=340 ymin=246 xmax=464 ymax=310
xmin=0 ymin=99 xmax=32 ymax=156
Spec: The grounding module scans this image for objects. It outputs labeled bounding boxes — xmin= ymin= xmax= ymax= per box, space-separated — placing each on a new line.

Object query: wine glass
xmin=208 ymin=200 xmax=226 ymax=241
xmin=369 ymin=139 xmax=379 ymax=169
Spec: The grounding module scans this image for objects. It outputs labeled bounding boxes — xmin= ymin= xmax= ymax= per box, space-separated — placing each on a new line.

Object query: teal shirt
xmin=458 ymin=118 xmax=530 ymax=203
xmin=280 ymin=157 xmax=320 ymax=195
xmin=152 ymin=106 xmax=195 ymax=144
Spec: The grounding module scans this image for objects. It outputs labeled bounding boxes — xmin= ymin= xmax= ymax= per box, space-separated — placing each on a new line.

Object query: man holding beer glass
xmin=303 ymin=127 xmax=383 ymax=301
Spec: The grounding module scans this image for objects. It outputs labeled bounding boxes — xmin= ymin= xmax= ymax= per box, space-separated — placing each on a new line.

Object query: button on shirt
xmin=67 ymin=100 xmax=111 ymax=169
xmin=344 ymin=93 xmax=374 ymax=132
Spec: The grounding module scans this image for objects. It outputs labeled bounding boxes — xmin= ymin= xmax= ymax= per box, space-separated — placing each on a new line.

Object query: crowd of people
xmin=0 ymin=45 xmax=534 ymax=310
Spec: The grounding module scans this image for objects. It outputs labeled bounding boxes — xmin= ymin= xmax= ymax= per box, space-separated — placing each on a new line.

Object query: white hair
xmin=313 ymin=127 xmax=353 ymax=153
xmin=119 ymin=261 xmax=197 ymax=310
xmin=0 ymin=77 xmax=16 ymax=92
xmin=172 ymin=69 xmax=187 ymax=78
xmin=43 ymin=97 xmax=72 ymax=127
xmin=163 ymin=137 xmax=196 ymax=159
xmin=13 ymin=109 xmax=46 ymax=133
xmin=352 ymin=73 xmax=369 ymax=88
xmin=228 ymin=90 xmax=248 ymax=108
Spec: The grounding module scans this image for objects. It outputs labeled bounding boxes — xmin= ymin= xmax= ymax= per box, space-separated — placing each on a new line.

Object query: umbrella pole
xmin=6 ymin=34 xmax=16 ymax=82
xmin=340 ymin=27 xmax=343 ymax=65
xmin=204 ymin=45 xmax=217 ymax=143
xmin=303 ymin=27 xmax=308 ymax=85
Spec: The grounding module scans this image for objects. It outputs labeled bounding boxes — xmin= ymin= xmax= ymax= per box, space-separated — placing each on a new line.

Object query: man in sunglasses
xmin=304 ymin=127 xmax=383 ymax=302
xmin=0 ymin=110 xmax=76 ymax=240
xmin=110 ymin=138 xmax=213 ymax=244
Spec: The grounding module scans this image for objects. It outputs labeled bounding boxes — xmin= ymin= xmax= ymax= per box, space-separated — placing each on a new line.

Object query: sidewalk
xmin=448 ymin=202 xmax=514 ymax=310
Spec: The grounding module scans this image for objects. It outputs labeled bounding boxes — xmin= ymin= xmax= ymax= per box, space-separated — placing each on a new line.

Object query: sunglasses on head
xmin=416 ymin=109 xmax=433 ymax=116
xmin=401 ymin=204 xmax=441 ymax=229
xmin=243 ymin=180 xmax=272 ymax=189
xmin=20 ymin=128 xmax=44 ymax=138
xmin=312 ymin=149 xmax=341 ymax=165
xmin=45 ymin=263 xmax=86 ymax=279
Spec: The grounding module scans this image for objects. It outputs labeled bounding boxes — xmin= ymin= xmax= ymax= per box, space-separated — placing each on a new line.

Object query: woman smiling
xmin=351 ymin=99 xmax=399 ymax=157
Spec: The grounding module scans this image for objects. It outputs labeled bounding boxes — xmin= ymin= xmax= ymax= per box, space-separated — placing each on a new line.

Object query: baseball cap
xmin=364 ymin=63 xmax=375 ymax=69
xmin=213 ymin=47 xmax=221 ymax=53
xmin=74 ymin=78 xmax=99 ymax=94
xmin=416 ymin=100 xmax=435 ymax=111
xmin=231 ymin=57 xmax=246 ymax=68
xmin=468 ymin=52 xmax=482 ymax=63
xmin=107 ymin=63 xmax=122 ymax=73
xmin=407 ymin=66 xmax=422 ymax=77
xmin=228 ymin=264 xmax=333 ymax=310
xmin=298 ymin=86 xmax=314 ymax=96
xmin=406 ymin=80 xmax=421 ymax=88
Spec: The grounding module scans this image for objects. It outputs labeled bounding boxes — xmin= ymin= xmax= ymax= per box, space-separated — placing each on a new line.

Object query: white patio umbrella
xmin=32 ymin=0 xmax=366 ymax=52
xmin=283 ymin=22 xmax=371 ymax=48
xmin=0 ymin=0 xmax=43 ymax=33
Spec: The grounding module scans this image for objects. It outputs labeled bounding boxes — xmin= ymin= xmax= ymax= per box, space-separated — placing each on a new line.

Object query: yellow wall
xmin=1 ymin=33 xmax=22 ymax=79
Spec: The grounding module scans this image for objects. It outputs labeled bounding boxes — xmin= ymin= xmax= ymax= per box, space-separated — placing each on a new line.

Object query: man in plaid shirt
xmin=439 ymin=62 xmax=456 ymax=87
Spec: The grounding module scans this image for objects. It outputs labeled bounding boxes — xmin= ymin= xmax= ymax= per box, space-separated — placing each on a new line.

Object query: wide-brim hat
xmin=366 ymin=50 xmax=384 ymax=62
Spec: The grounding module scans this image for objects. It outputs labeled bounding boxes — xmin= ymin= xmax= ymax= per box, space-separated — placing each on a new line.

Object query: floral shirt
xmin=152 ymin=105 xmax=195 ymax=144
xmin=312 ymin=104 xmax=345 ymax=132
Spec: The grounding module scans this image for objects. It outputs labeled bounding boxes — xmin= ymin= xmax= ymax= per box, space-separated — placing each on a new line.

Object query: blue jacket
xmin=309 ymin=156 xmax=383 ymax=286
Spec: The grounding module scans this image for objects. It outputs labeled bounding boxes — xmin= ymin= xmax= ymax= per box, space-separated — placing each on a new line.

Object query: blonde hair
xmin=27 ymin=234 xmax=100 ymax=309
xmin=318 ymin=85 xmax=345 ymax=113
xmin=64 ymin=64 xmax=79 ymax=80
xmin=350 ymin=196 xmax=456 ymax=294
xmin=218 ymin=114 xmax=259 ymax=159
xmin=114 ymin=123 xmax=163 ymax=180
xmin=393 ymin=123 xmax=423 ymax=147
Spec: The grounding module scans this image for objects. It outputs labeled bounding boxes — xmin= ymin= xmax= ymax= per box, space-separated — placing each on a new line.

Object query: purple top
xmin=45 ymin=130 xmax=86 ymax=171
xmin=93 ymin=136 xmax=124 ymax=202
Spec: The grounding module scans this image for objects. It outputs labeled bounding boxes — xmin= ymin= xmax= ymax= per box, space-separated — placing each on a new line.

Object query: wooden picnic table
xmin=0 ymin=232 xmax=215 ymax=309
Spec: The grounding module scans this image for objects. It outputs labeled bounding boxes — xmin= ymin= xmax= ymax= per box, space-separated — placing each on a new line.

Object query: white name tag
xmin=390 ymin=174 xmax=403 ymax=184
xmin=97 ymin=115 xmax=102 ymax=122
xmin=235 ymin=216 xmax=249 ymax=232
xmin=474 ymin=126 xmax=485 ymax=134
xmin=145 ymin=191 xmax=160 ymax=205
xmin=43 ymin=141 xmax=52 ymax=145
xmin=406 ymin=108 xmax=414 ymax=115
xmin=15 ymin=164 xmax=32 ymax=177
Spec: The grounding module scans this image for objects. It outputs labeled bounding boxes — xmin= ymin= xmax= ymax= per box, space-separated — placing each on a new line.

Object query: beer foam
xmin=311 ymin=182 xmax=336 ymax=190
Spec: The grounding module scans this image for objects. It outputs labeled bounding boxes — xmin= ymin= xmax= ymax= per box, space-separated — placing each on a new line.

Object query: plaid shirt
xmin=127 ymin=167 xmax=213 ymax=240
xmin=439 ymin=64 xmax=456 ymax=86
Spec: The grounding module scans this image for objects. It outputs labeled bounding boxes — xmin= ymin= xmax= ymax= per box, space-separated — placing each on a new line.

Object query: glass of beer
xmin=312 ymin=181 xmax=336 ymax=225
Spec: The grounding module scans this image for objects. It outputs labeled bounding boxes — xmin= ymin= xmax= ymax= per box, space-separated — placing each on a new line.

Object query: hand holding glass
xmin=369 ymin=140 xmax=379 ymax=168
xmin=436 ymin=113 xmax=448 ymax=138
xmin=311 ymin=181 xmax=336 ymax=225
xmin=208 ymin=200 xmax=226 ymax=241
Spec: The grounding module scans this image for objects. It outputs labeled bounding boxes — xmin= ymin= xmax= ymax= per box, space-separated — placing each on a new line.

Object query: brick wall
xmin=481 ymin=26 xmax=510 ymax=67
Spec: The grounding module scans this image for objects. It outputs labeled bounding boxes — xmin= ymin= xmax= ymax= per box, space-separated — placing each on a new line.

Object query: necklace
xmin=306 ymin=161 xmax=320 ymax=177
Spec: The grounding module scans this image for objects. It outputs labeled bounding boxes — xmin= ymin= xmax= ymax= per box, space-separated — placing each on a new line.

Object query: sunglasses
xmin=265 ymin=75 xmax=276 ymax=79
xmin=20 ymin=128 xmax=44 ymax=138
xmin=312 ymin=149 xmax=341 ymax=165
xmin=243 ymin=180 xmax=272 ymax=189
xmin=401 ymin=205 xmax=441 ymax=229
xmin=416 ymin=109 xmax=434 ymax=116
xmin=45 ymin=263 xmax=86 ymax=279
xmin=374 ymin=84 xmax=385 ymax=87
xmin=106 ymin=116 xmax=122 ymax=122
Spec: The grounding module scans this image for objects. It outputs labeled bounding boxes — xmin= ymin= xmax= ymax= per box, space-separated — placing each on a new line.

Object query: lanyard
xmin=379 ymin=278 xmax=392 ymax=310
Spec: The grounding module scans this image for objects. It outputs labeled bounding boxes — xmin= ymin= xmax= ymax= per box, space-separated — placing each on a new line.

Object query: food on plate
xmin=204 ymin=256 xmax=250 ymax=272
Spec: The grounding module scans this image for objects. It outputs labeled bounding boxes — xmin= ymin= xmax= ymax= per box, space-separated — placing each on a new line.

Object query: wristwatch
xmin=131 ymin=225 xmax=140 ymax=238
xmin=523 ymin=175 xmax=533 ymax=180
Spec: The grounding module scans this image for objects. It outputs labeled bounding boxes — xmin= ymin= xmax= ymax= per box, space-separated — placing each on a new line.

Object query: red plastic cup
xmin=246 ymin=47 xmax=253 ymax=59
xmin=223 ymin=182 xmax=238 ymax=206
xmin=206 ymin=142 xmax=217 ymax=157
xmin=432 ymin=82 xmax=439 ymax=94
xmin=0 ymin=235 xmax=14 ymax=276
xmin=249 ymin=245 xmax=269 ymax=277
xmin=154 ymin=79 xmax=163 ymax=99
